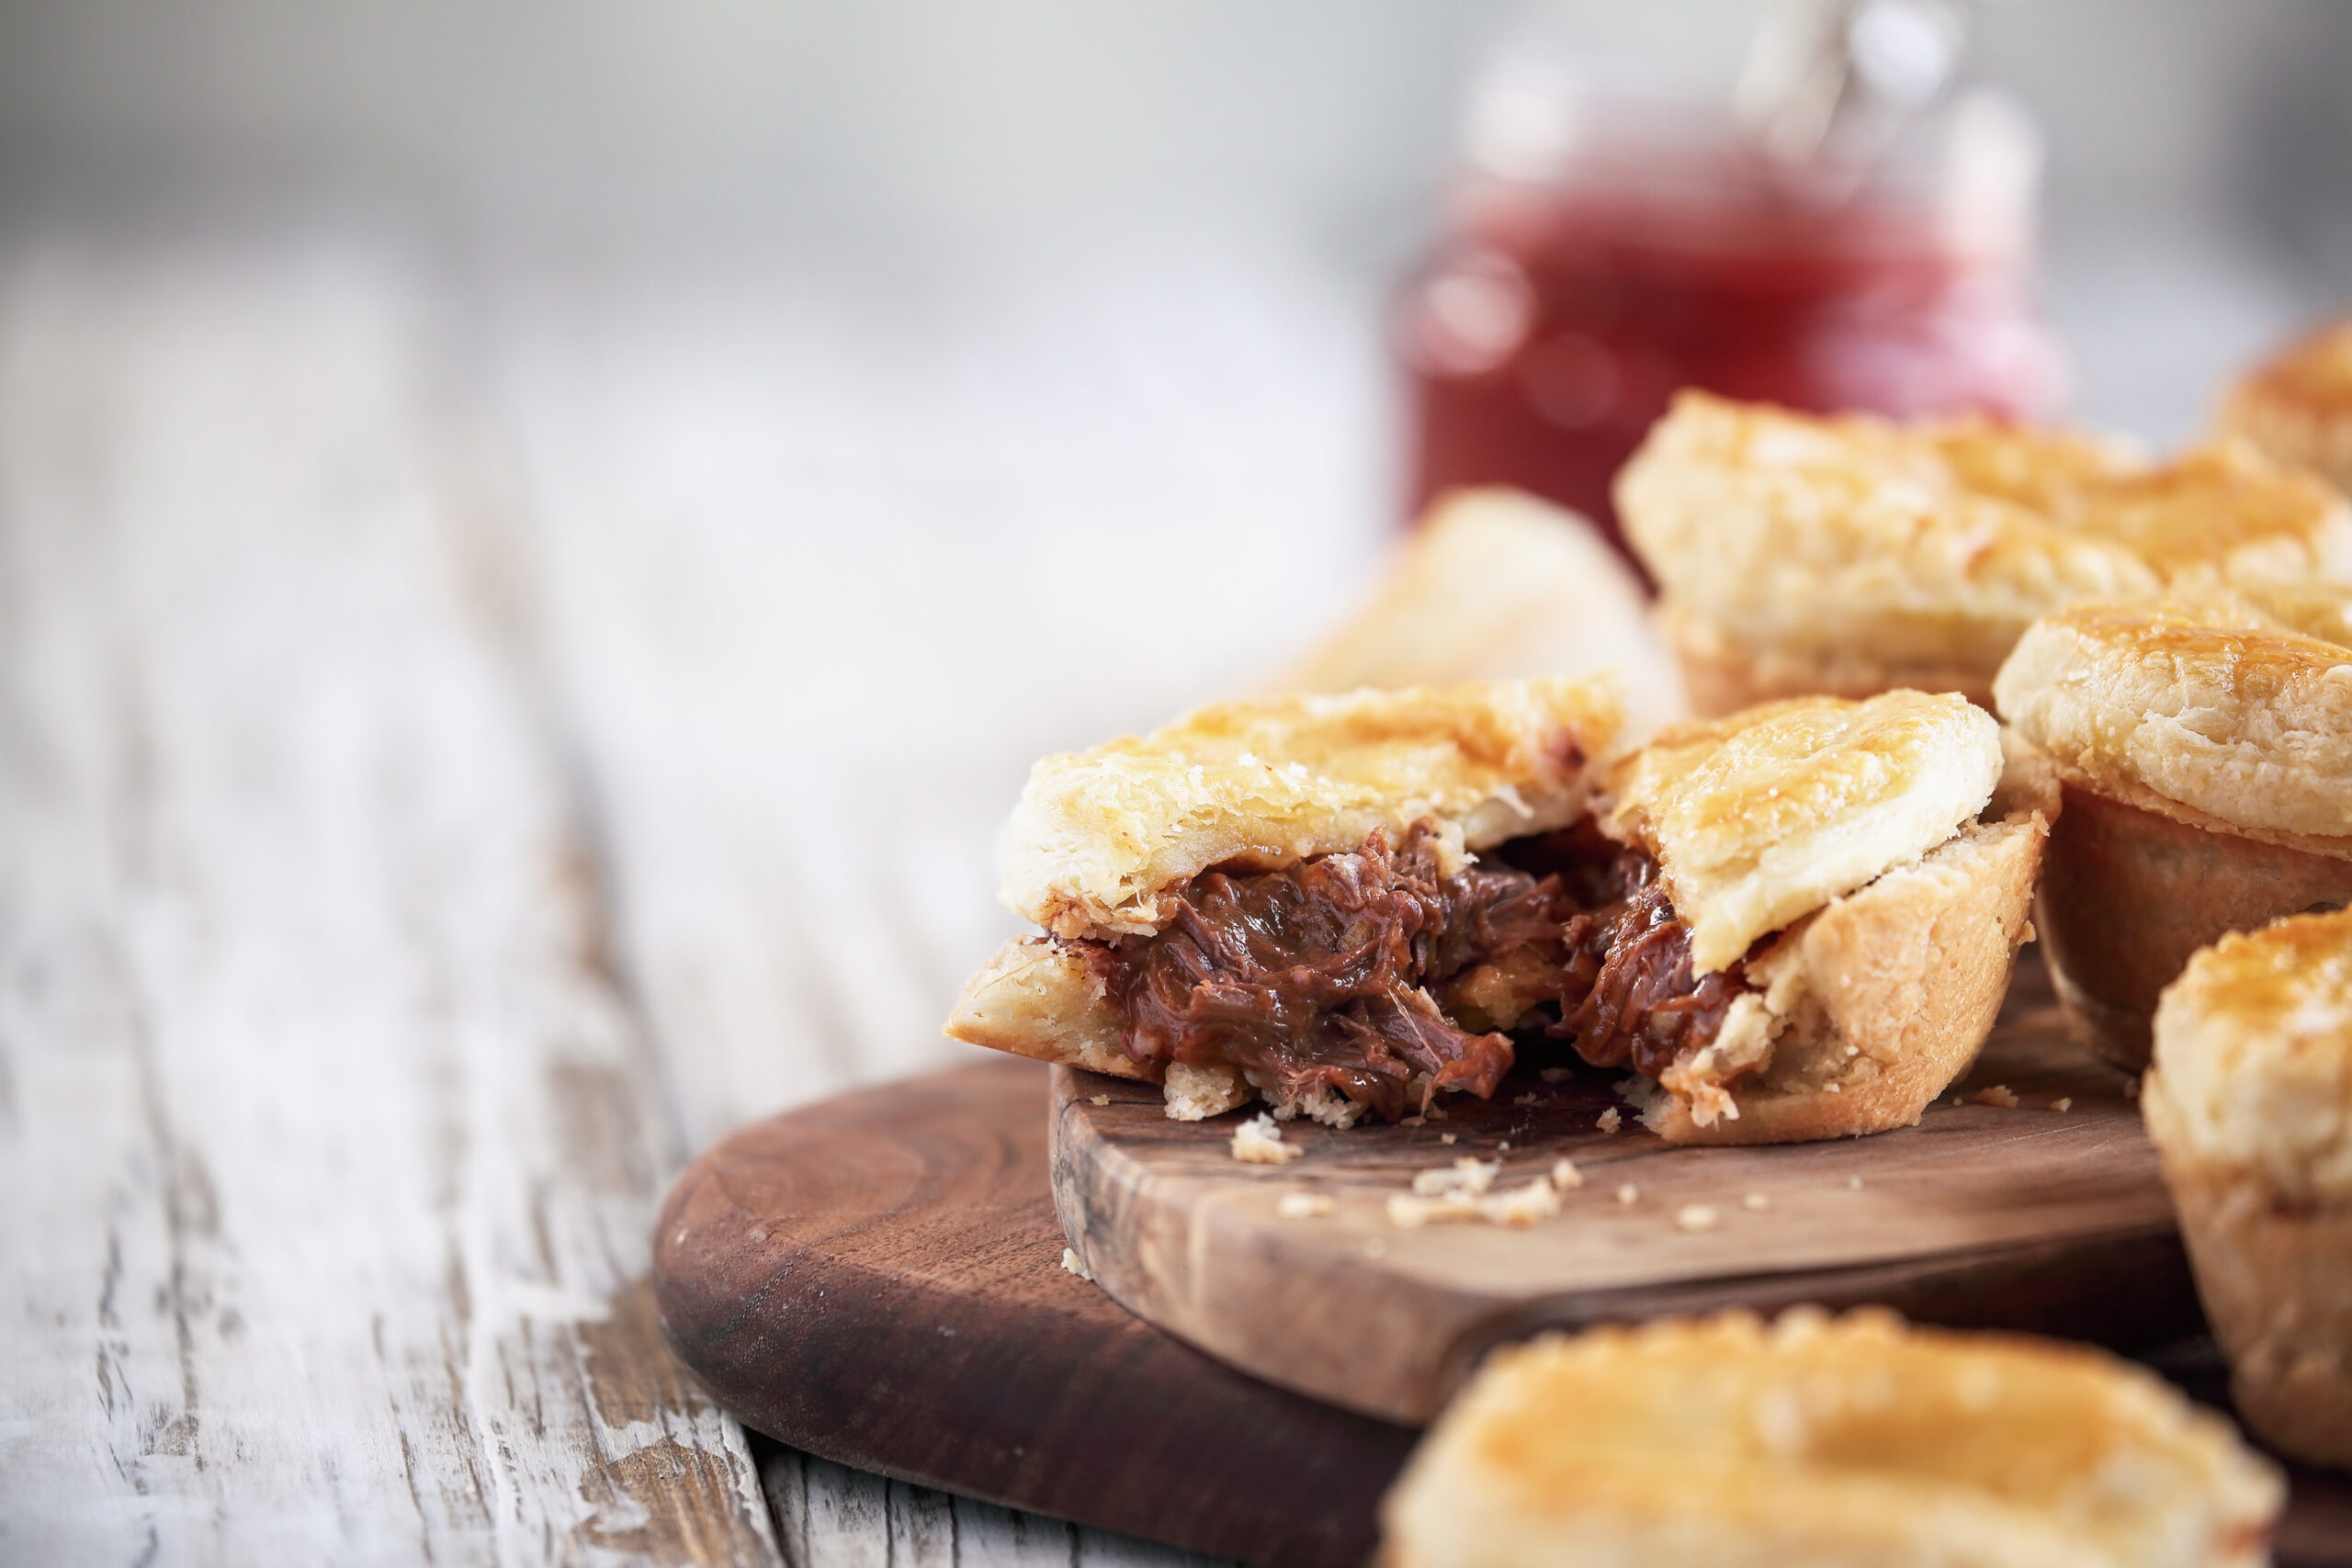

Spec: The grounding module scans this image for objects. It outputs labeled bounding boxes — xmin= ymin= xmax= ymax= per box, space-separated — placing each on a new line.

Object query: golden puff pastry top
xmin=1608 ymin=690 xmax=2001 ymax=974
xmin=1000 ymin=677 xmax=1623 ymax=941
xmin=2220 ymin=316 xmax=2352 ymax=491
xmin=1382 ymin=1309 xmax=2279 ymax=1568
xmin=2149 ymin=908 xmax=2352 ymax=1201
xmin=1619 ymin=389 xmax=2352 ymax=671
xmin=1994 ymin=602 xmax=2352 ymax=847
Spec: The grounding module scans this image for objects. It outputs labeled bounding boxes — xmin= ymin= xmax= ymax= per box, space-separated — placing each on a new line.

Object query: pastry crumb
xmin=1847 ymin=1175 xmax=1864 ymax=1190
xmin=1089 ymin=1094 xmax=1110 ymax=1107
xmin=1742 ymin=1191 xmax=1770 ymax=1212
xmin=1539 ymin=1067 xmax=1575 ymax=1084
xmin=1061 ymin=1247 xmax=1092 ymax=1281
xmin=1674 ymin=1204 xmax=1719 ymax=1233
xmin=1231 ymin=1113 xmax=1303 ymax=1165
xmin=1552 ymin=1157 xmax=1583 ymax=1190
xmin=1597 ymin=1107 xmax=1623 ymax=1134
xmin=1413 ymin=1157 xmax=1499 ymax=1197
xmin=1616 ymin=1183 xmax=1638 ymax=1205
xmin=1426 ymin=1105 xmax=1449 ymax=1122
xmin=1276 ymin=1191 xmax=1333 ymax=1220
xmin=2051 ymin=1096 xmax=2074 ymax=1113
xmin=1498 ymin=1140 xmax=1511 ymax=1151
xmin=1399 ymin=1115 xmax=1426 ymax=1128
xmin=1513 ymin=1092 xmax=1539 ymax=1106
xmin=1441 ymin=1133 xmax=1457 ymax=1145
xmin=1972 ymin=1084 xmax=2019 ymax=1109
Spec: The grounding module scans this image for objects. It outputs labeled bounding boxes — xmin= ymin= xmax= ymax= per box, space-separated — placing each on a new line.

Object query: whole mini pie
xmin=1619 ymin=390 xmax=2352 ymax=716
xmin=1381 ymin=1309 xmax=2280 ymax=1568
xmin=2221 ymin=316 xmax=2352 ymax=496
xmin=2147 ymin=908 xmax=2352 ymax=1468
xmin=1994 ymin=599 xmax=2352 ymax=1066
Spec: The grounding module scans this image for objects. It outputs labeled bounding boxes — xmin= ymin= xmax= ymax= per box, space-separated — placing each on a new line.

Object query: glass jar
xmin=1399 ymin=61 xmax=2064 ymax=560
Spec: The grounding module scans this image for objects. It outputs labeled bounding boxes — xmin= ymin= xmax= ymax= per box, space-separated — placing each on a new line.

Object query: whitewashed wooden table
xmin=0 ymin=226 xmax=1391 ymax=1565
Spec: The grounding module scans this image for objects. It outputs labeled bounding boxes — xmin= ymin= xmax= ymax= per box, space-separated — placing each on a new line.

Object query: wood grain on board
xmin=656 ymin=1057 xmax=1414 ymax=1568
xmin=656 ymin=1040 xmax=2352 ymax=1568
xmin=1053 ymin=961 xmax=2199 ymax=1426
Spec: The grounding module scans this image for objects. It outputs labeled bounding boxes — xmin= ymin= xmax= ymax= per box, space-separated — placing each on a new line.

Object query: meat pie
xmin=945 ymin=678 xmax=2050 ymax=1145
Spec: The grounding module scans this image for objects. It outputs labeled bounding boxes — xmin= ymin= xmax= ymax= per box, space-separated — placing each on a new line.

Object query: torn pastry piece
xmin=947 ymin=681 xmax=2043 ymax=1145
xmin=1380 ymin=1309 xmax=2281 ymax=1568
xmin=2147 ymin=909 xmax=2352 ymax=1470
xmin=2220 ymin=315 xmax=2352 ymax=495
xmin=1618 ymin=389 xmax=2352 ymax=716
xmin=1995 ymin=600 xmax=2352 ymax=1069
xmin=1281 ymin=487 xmax=1686 ymax=735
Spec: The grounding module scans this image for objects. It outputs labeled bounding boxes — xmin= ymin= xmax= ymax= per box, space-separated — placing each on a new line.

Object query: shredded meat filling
xmin=1080 ymin=821 xmax=1756 ymax=1122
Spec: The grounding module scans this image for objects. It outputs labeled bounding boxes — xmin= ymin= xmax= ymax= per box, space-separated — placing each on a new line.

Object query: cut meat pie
xmin=945 ymin=680 xmax=2048 ymax=1145
xmin=1618 ymin=389 xmax=2352 ymax=716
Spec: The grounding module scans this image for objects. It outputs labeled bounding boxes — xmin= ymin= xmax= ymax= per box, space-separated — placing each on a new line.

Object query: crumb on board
xmin=1742 ymin=1191 xmax=1769 ymax=1212
xmin=2052 ymin=1097 xmax=2074 ymax=1113
xmin=1441 ymin=1133 xmax=1457 ymax=1145
xmin=1552 ymin=1157 xmax=1582 ymax=1190
xmin=1675 ymin=1204 xmax=1719 ymax=1233
xmin=1498 ymin=1140 xmax=1511 ymax=1151
xmin=1061 ymin=1247 xmax=1092 ymax=1282
xmin=1276 ymin=1191 xmax=1333 ymax=1220
xmin=1089 ymin=1094 xmax=1110 ymax=1107
xmin=1539 ymin=1067 xmax=1575 ymax=1084
xmin=1425 ymin=1105 xmax=1449 ymax=1121
xmin=1391 ymin=1156 xmax=1567 ymax=1229
xmin=1231 ymin=1113 xmax=1303 ymax=1165
xmin=1597 ymin=1107 xmax=1623 ymax=1134
xmin=1413 ymin=1157 xmax=1499 ymax=1197
xmin=1400 ymin=1115 xmax=1425 ymax=1128
xmin=1848 ymin=1176 xmax=1864 ymax=1190
xmin=1615 ymin=1183 xmax=1638 ymax=1205
xmin=1972 ymin=1084 xmax=2019 ymax=1110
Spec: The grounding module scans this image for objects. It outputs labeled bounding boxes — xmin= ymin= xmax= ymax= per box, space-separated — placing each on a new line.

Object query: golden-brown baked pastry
xmin=1620 ymin=389 xmax=2352 ymax=716
xmin=2221 ymin=316 xmax=2352 ymax=495
xmin=1282 ymin=487 xmax=1687 ymax=730
xmin=1380 ymin=1309 xmax=2281 ymax=1568
xmin=1995 ymin=600 xmax=2352 ymax=1067
xmin=2147 ymin=909 xmax=2352 ymax=1469
xmin=950 ymin=682 xmax=2046 ymax=1144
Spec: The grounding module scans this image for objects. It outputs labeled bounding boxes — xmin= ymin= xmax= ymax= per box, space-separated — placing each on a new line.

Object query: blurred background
xmin=3 ymin=0 xmax=2350 ymax=1126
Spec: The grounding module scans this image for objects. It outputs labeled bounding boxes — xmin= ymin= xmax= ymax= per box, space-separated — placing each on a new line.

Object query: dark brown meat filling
xmin=1080 ymin=821 xmax=1754 ymax=1122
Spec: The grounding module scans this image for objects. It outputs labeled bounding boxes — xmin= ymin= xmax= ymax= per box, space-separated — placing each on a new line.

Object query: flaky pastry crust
xmin=1000 ymin=678 xmax=1623 ymax=942
xmin=1380 ymin=1309 xmax=2280 ymax=1568
xmin=1281 ymin=487 xmax=1687 ymax=732
xmin=2148 ymin=912 xmax=2352 ymax=1466
xmin=2149 ymin=908 xmax=2352 ymax=1201
xmin=1642 ymin=804 xmax=2044 ymax=1144
xmin=1607 ymin=691 xmax=2002 ymax=974
xmin=1994 ymin=602 xmax=2352 ymax=850
xmin=1622 ymin=390 xmax=2352 ymax=714
xmin=2220 ymin=316 xmax=2352 ymax=494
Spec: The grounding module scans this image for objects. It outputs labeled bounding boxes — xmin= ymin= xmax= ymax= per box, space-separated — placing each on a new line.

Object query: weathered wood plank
xmin=0 ymin=239 xmax=775 ymax=1564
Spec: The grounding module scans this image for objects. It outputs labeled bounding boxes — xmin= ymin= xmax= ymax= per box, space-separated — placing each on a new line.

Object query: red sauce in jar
xmin=1400 ymin=93 xmax=2064 ymax=561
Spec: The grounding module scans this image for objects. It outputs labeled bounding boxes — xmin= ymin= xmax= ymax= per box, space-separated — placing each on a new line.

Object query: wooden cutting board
xmin=1052 ymin=959 xmax=2199 ymax=1425
xmin=652 ymin=1019 xmax=2352 ymax=1568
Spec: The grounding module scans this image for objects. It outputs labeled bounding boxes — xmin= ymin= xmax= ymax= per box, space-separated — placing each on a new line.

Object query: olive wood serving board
xmin=1052 ymin=961 xmax=2201 ymax=1426
xmin=653 ymin=991 xmax=2352 ymax=1567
